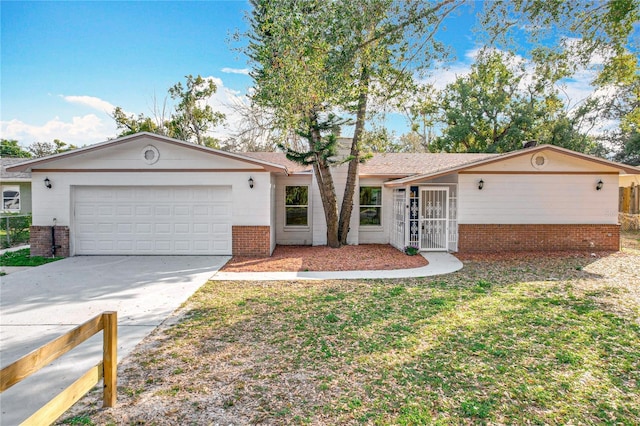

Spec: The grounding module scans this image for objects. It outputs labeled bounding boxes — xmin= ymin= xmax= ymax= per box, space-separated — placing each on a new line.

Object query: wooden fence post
xmin=102 ymin=311 xmax=117 ymax=408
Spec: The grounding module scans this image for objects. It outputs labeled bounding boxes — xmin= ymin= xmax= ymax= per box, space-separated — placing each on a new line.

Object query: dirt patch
xmin=221 ymin=244 xmax=427 ymax=272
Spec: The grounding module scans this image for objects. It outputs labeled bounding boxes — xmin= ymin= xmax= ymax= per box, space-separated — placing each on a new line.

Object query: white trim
xmin=284 ymin=185 xmax=310 ymax=228
xmin=359 ymin=185 xmax=383 ymax=227
xmin=142 ymin=145 xmax=160 ymax=165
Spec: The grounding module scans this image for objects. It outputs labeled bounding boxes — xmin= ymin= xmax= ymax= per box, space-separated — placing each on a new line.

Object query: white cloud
xmin=198 ymin=76 xmax=249 ymax=140
xmin=221 ymin=67 xmax=250 ymax=75
xmin=62 ymin=95 xmax=116 ymax=114
xmin=0 ymin=115 xmax=115 ymax=146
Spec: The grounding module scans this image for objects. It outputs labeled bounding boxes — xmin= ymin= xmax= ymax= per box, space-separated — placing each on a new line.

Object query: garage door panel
xmin=135 ymin=205 xmax=152 ymax=216
xmin=174 ymin=223 xmax=190 ymax=234
xmin=74 ymin=186 xmax=232 ymax=255
xmin=193 ymin=223 xmax=209 ymax=233
xmin=116 ymin=240 xmax=134 ymax=251
xmin=136 ymin=223 xmax=152 ymax=233
xmin=117 ymin=223 xmax=133 ymax=234
xmin=155 ymin=240 xmax=171 ymax=251
xmin=155 ymin=205 xmax=171 ymax=216
xmin=155 ymin=223 xmax=171 ymax=234
xmin=116 ymin=206 xmax=133 ymax=216
xmin=174 ymin=206 xmax=190 ymax=216
xmin=97 ymin=223 xmax=114 ymax=233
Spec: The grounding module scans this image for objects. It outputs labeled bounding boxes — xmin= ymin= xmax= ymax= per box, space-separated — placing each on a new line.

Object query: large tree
xmin=28 ymin=139 xmax=78 ymax=158
xmin=245 ymin=0 xmax=462 ymax=247
xmin=113 ymin=75 xmax=225 ymax=146
xmin=431 ymin=49 xmax=607 ymax=154
xmin=482 ymin=0 xmax=639 ymax=155
xmin=1 ymin=139 xmax=31 ymax=158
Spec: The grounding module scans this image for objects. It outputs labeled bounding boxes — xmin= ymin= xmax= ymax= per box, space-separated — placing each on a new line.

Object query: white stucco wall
xmin=44 ymin=137 xmax=266 ymax=170
xmin=469 ymin=149 xmax=620 ymax=173
xmin=458 ymin=173 xmax=619 ymax=224
xmin=30 ymin=171 xmax=273 ymax=229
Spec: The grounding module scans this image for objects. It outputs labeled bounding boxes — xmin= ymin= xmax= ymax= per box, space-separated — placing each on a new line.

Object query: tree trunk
xmin=309 ymin=123 xmax=341 ymax=248
xmin=338 ymin=66 xmax=370 ymax=245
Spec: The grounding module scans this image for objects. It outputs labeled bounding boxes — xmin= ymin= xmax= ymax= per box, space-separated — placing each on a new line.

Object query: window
xmin=285 ymin=186 xmax=308 ymax=226
xmin=360 ymin=186 xmax=382 ymax=226
xmin=2 ymin=186 xmax=20 ymax=212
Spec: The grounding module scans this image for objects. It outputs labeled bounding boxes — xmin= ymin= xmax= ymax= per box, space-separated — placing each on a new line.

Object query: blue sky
xmin=0 ymin=1 xmax=610 ymax=147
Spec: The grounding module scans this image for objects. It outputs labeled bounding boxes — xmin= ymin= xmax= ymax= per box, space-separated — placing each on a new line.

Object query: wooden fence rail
xmin=619 ymin=183 xmax=639 ymax=214
xmin=0 ymin=311 xmax=117 ymax=426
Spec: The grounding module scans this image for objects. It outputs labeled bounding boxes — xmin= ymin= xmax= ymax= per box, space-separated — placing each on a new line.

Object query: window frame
xmin=284 ymin=185 xmax=310 ymax=227
xmin=359 ymin=186 xmax=382 ymax=226
xmin=2 ymin=185 xmax=21 ymax=212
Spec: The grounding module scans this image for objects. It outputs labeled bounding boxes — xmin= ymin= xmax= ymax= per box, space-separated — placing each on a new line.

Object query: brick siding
xmin=232 ymin=226 xmax=271 ymax=257
xmin=458 ymin=224 xmax=620 ymax=253
xmin=30 ymin=226 xmax=70 ymax=257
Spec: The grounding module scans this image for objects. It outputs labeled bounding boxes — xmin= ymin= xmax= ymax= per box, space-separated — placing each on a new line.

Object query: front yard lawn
xmin=0 ymin=248 xmax=62 ymax=267
xmin=63 ymin=245 xmax=639 ymax=425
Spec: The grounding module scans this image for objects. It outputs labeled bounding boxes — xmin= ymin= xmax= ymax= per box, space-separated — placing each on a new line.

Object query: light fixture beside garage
xmin=248 ymin=176 xmax=254 ymax=189
xmin=44 ymin=177 xmax=52 ymax=189
xmin=478 ymin=179 xmax=484 ymax=190
xmin=596 ymin=179 xmax=604 ymax=191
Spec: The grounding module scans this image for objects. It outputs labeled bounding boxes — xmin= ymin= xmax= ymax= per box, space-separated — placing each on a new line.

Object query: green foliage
xmin=0 ymin=248 xmax=62 ymax=266
xmin=112 ymin=75 xmax=225 ymax=145
xmin=359 ymin=127 xmax=398 ymax=153
xmin=244 ymin=0 xmax=464 ymax=245
xmin=613 ymin=131 xmax=640 ymax=165
xmin=0 ymin=214 xmax=31 ymax=248
xmin=1 ymin=139 xmax=31 ymax=158
xmin=27 ymin=139 xmax=78 ymax=158
xmin=60 ymin=415 xmax=94 ymax=425
xmin=168 ymin=75 xmax=225 ymax=145
xmin=476 ymin=0 xmax=640 ymax=157
xmin=432 ymin=50 xmax=601 ymax=153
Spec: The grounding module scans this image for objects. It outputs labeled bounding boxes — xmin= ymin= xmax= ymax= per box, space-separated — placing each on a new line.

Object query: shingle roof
xmin=241 ymin=152 xmax=313 ymax=173
xmin=242 ymin=152 xmax=498 ymax=176
xmin=1 ymin=158 xmax=31 ymax=180
xmin=359 ymin=153 xmax=498 ymax=176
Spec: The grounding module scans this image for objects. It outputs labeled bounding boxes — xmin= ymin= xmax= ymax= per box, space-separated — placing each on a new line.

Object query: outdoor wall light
xmin=248 ymin=176 xmax=254 ymax=189
xmin=44 ymin=177 xmax=52 ymax=189
xmin=596 ymin=179 xmax=604 ymax=191
xmin=478 ymin=179 xmax=484 ymax=190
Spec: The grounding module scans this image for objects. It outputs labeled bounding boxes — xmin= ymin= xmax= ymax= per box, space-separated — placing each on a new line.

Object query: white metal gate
xmin=391 ymin=189 xmax=406 ymax=250
xmin=420 ymin=188 xmax=449 ymax=251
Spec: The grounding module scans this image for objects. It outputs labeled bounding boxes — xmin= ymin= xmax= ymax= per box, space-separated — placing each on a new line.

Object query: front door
xmin=420 ymin=188 xmax=449 ymax=251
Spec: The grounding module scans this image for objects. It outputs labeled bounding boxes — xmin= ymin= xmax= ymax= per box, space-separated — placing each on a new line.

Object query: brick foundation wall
xmin=458 ymin=224 xmax=620 ymax=253
xmin=30 ymin=226 xmax=70 ymax=257
xmin=232 ymin=226 xmax=271 ymax=257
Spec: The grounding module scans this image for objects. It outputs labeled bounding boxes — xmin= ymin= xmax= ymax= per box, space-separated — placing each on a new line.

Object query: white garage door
xmin=74 ymin=186 xmax=232 ymax=255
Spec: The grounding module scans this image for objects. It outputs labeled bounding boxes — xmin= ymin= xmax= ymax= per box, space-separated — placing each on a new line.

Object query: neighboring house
xmin=1 ymin=158 xmax=32 ymax=214
xmin=7 ymin=132 xmax=640 ymax=258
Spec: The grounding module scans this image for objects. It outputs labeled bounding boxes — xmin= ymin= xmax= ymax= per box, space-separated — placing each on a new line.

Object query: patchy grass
xmin=0 ymin=248 xmax=62 ymax=267
xmin=62 ymin=247 xmax=640 ymax=425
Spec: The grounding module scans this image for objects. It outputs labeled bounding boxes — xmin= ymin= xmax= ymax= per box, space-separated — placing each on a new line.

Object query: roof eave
xmin=0 ymin=177 xmax=31 ymax=183
xmin=6 ymin=132 xmax=289 ymax=174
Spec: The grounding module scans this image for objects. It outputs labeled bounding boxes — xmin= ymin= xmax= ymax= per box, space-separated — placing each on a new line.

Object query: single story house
xmin=7 ymin=132 xmax=640 ymax=258
xmin=1 ymin=158 xmax=32 ymax=214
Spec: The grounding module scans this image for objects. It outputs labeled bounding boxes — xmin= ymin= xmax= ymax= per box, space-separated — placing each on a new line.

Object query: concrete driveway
xmin=0 ymin=255 xmax=229 ymax=425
